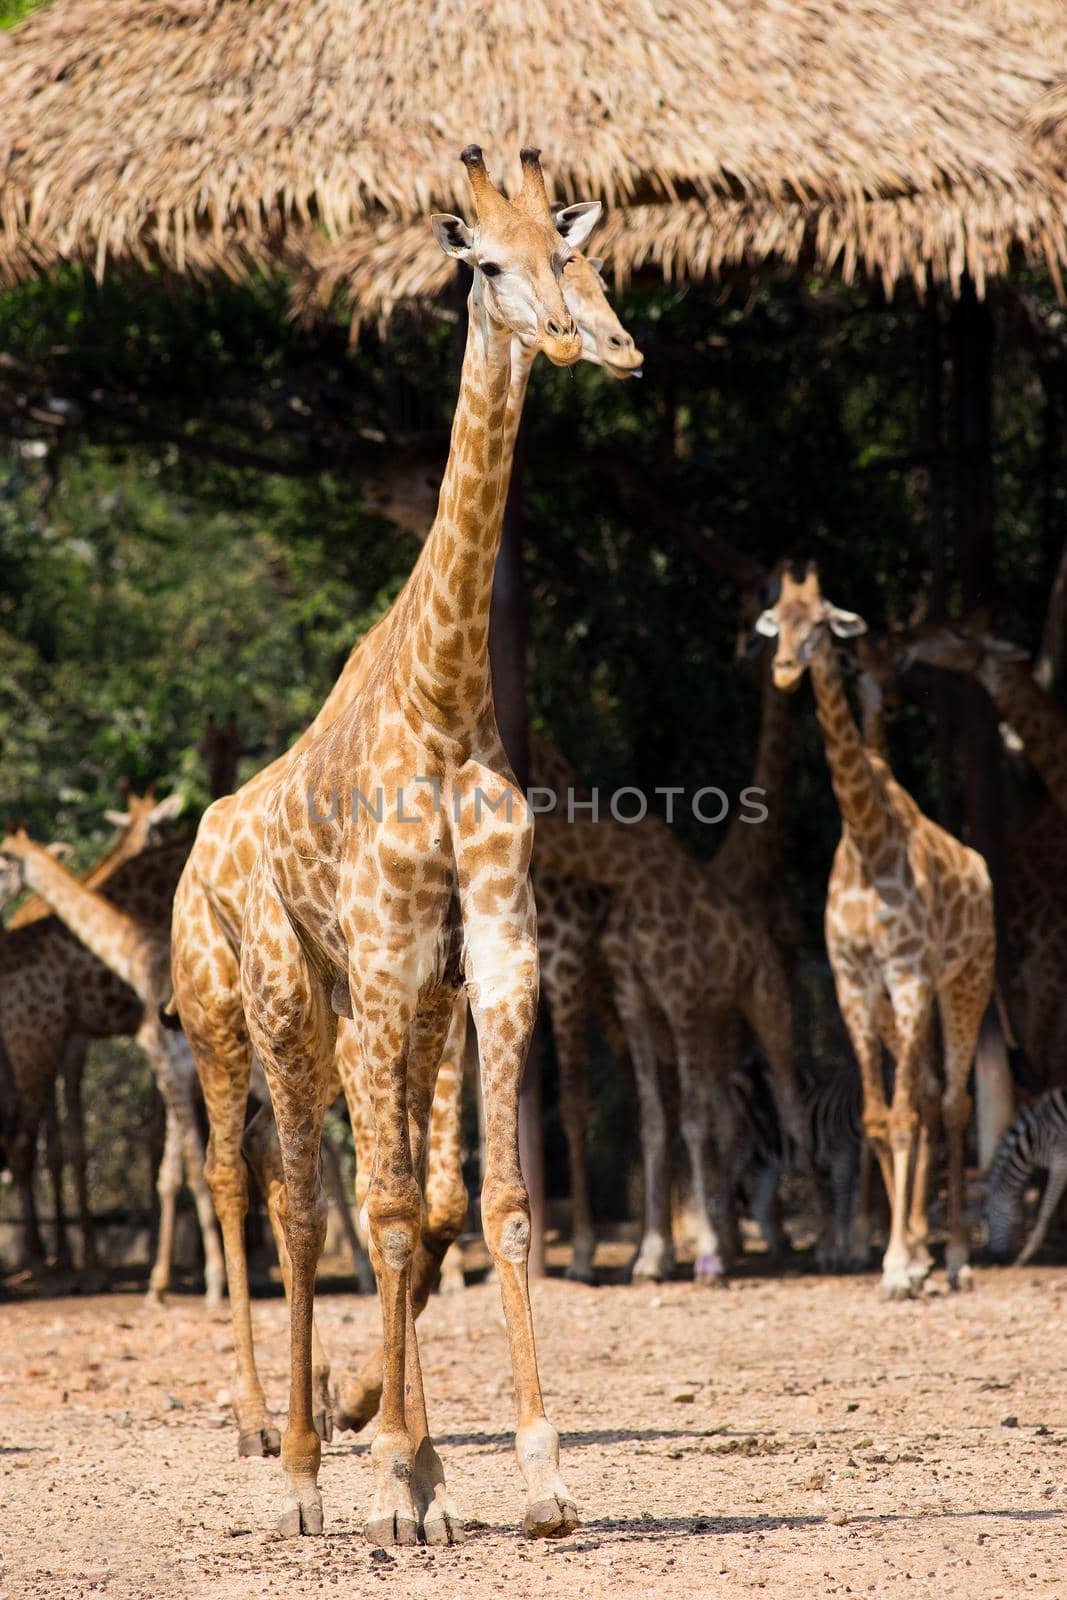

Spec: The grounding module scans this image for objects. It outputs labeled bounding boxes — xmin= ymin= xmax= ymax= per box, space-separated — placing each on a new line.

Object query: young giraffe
xmin=212 ymin=148 xmax=599 ymax=1544
xmin=171 ymin=193 xmax=635 ymax=1458
xmin=533 ymin=802 xmax=812 ymax=1285
xmin=757 ymin=563 xmax=995 ymax=1297
xmin=897 ymin=617 xmax=1067 ymax=1081
xmin=0 ymin=790 xmax=184 ymax=1273
xmin=0 ymin=828 xmax=224 ymax=1303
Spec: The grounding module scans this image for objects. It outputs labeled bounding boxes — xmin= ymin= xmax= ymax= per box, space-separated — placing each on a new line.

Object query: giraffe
xmin=896 ymin=617 xmax=1067 ymax=1083
xmin=0 ymin=790 xmax=185 ymax=1274
xmin=532 ymin=798 xmax=812 ymax=1285
xmin=170 ymin=184 xmax=636 ymax=1460
xmin=186 ymin=147 xmax=599 ymax=1543
xmin=5 ymin=785 xmax=183 ymax=931
xmin=756 ymin=564 xmax=995 ymax=1297
xmin=0 ymin=828 xmax=224 ymax=1302
xmin=235 ymin=145 xmax=598 ymax=1544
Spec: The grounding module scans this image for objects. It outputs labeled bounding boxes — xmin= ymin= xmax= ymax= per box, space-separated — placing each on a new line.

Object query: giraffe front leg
xmin=469 ymin=930 xmax=578 ymax=1537
xmin=604 ymin=947 xmax=673 ymax=1282
xmin=881 ymin=979 xmax=932 ymax=1300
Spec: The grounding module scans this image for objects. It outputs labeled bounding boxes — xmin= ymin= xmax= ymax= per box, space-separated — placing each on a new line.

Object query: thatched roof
xmin=3 ymin=0 xmax=1067 ymax=304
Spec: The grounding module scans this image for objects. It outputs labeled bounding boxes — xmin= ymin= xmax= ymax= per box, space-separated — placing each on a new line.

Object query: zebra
xmin=730 ymin=1056 xmax=867 ymax=1270
xmin=986 ymin=1087 xmax=1067 ymax=1265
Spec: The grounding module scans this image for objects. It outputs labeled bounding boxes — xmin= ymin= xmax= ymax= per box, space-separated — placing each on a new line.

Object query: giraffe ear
xmin=46 ymin=841 xmax=74 ymax=862
xmin=754 ymin=608 xmax=780 ymax=638
xmin=431 ymin=213 xmax=475 ymax=260
xmin=103 ymin=809 xmax=132 ymax=829
xmin=827 ymin=606 xmax=867 ymax=638
xmin=148 ymin=792 xmax=184 ymax=826
xmin=554 ymin=201 xmax=602 ymax=251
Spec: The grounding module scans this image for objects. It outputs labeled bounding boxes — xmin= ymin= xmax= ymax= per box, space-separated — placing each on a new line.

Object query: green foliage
xmin=0 ymin=0 xmax=48 ymax=27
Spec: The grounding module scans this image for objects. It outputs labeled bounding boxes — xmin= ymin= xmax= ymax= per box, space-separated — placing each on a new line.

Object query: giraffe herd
xmin=1 ymin=146 xmax=1065 ymax=1549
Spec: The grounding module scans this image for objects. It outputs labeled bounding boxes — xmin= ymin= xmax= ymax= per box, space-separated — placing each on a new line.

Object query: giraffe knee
xmin=482 ymin=1177 xmax=531 ymax=1262
xmin=367 ymin=1177 xmax=422 ymax=1269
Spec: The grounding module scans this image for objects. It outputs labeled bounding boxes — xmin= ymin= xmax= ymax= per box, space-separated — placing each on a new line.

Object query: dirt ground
xmin=2 ymin=1259 xmax=1066 ymax=1600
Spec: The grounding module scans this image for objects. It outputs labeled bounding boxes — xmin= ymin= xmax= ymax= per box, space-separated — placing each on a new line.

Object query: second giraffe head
xmin=432 ymin=145 xmax=601 ymax=365
xmin=755 ymin=560 xmax=867 ymax=691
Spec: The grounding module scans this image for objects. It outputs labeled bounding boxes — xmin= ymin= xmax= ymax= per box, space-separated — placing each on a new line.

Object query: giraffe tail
xmin=158 ymin=995 xmax=184 ymax=1033
xmin=993 ymin=984 xmax=1018 ymax=1052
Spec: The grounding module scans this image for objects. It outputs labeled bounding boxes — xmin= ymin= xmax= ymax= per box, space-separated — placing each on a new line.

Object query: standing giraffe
xmin=898 ymin=617 xmax=1067 ymax=1080
xmin=0 ymin=828 xmax=224 ymax=1302
xmin=1 ymin=790 xmax=184 ymax=1273
xmin=171 ymin=202 xmax=637 ymax=1457
xmin=757 ymin=564 xmax=995 ymax=1297
xmin=533 ymin=801 xmax=811 ymax=1284
xmin=197 ymin=147 xmax=600 ymax=1544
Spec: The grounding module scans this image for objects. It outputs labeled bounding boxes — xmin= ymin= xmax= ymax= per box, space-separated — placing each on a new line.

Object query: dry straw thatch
xmin=3 ymin=0 xmax=1067 ymax=307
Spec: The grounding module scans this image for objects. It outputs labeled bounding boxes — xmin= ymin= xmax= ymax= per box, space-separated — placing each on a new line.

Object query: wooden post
xmin=488 ymin=423 xmax=546 ymax=1278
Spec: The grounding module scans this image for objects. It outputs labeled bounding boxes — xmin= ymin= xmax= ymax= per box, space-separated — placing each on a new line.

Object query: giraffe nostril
xmin=545 ymin=317 xmax=564 ymax=338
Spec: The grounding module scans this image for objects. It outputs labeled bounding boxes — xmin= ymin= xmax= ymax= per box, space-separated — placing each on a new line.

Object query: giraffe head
xmin=755 ymin=562 xmax=867 ymax=691
xmin=431 ymin=146 xmax=600 ymax=365
xmin=560 ymin=253 xmax=643 ymax=378
xmin=892 ymin=612 xmax=1029 ymax=679
xmin=0 ymin=826 xmax=72 ymax=913
xmin=102 ymin=782 xmax=184 ymax=853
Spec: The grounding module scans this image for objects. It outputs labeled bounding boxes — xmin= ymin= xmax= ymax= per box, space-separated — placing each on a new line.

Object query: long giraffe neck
xmin=808 ymin=645 xmax=896 ymax=868
xmin=710 ymin=652 xmax=791 ymax=898
xmin=303 ymin=332 xmax=534 ymax=749
xmin=392 ymin=292 xmax=523 ymax=732
xmin=978 ymin=657 xmax=1067 ymax=813
xmin=12 ymin=841 xmax=158 ymax=1000
xmin=7 ymin=827 xmax=143 ymax=930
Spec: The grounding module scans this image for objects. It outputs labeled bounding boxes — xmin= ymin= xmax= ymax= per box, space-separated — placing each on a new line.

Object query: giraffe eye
xmin=479 ymin=262 xmax=501 ymax=278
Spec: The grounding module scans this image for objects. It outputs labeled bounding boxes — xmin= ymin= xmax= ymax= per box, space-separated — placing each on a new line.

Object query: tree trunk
xmin=950 ymin=281 xmax=1001 ymax=877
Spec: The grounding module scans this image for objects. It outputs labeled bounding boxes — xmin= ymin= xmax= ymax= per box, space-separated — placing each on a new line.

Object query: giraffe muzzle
xmin=538 ymin=315 xmax=582 ymax=367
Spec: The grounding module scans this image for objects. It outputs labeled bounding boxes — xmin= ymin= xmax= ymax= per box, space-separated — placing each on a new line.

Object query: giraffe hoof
xmin=238 ymin=1425 xmax=282 ymax=1458
xmin=522 ymin=1495 xmax=580 ymax=1539
xmin=313 ymin=1408 xmax=333 ymax=1444
xmin=421 ymin=1495 xmax=467 ymax=1546
xmin=564 ymin=1260 xmax=597 ymax=1285
xmin=694 ymin=1252 xmax=727 ymax=1286
xmin=439 ymin=1267 xmax=466 ymax=1296
xmin=948 ymin=1263 xmax=974 ymax=1293
xmin=144 ymin=1286 xmax=167 ymax=1308
xmin=365 ymin=1510 xmax=419 ymax=1549
xmin=630 ymin=1250 xmax=674 ymax=1284
xmin=277 ymin=1488 xmax=324 ymax=1537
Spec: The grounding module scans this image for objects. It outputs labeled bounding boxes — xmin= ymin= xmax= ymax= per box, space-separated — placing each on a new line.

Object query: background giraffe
xmin=0 ymin=792 xmax=185 ymax=1276
xmin=0 ymin=828 xmax=225 ymax=1302
xmin=757 ymin=564 xmax=995 ymax=1298
xmin=533 ymin=801 xmax=812 ymax=1284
